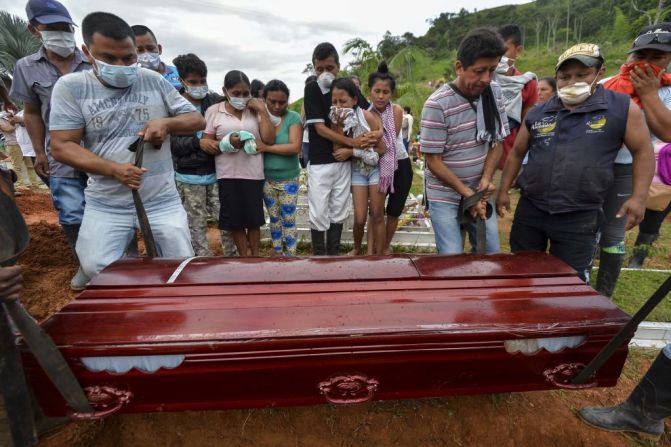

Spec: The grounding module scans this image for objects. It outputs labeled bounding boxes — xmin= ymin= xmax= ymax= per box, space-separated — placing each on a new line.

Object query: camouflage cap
xmin=555 ymin=43 xmax=604 ymax=71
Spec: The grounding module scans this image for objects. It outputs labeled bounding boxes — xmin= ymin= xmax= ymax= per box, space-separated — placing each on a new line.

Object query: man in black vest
xmin=496 ymin=43 xmax=655 ymax=282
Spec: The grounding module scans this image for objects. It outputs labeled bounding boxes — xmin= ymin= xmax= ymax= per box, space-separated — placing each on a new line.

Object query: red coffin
xmin=24 ymin=252 xmax=632 ymax=418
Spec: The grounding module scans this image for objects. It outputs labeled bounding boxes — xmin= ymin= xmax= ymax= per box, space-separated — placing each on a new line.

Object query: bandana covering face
xmin=603 ymin=62 xmax=671 ymax=108
xmin=369 ymin=102 xmax=397 ymax=194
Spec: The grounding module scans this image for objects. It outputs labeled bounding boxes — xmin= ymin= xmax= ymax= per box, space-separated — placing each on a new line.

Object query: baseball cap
xmin=25 ymin=0 xmax=74 ymax=26
xmin=629 ymin=23 xmax=671 ymax=53
xmin=555 ymin=43 xmax=604 ymax=71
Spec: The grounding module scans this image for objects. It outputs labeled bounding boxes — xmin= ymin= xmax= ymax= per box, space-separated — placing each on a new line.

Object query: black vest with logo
xmin=519 ymin=85 xmax=630 ymax=214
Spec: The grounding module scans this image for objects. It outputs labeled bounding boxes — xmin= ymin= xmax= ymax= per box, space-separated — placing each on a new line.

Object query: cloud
xmin=0 ymin=0 xmax=532 ymax=99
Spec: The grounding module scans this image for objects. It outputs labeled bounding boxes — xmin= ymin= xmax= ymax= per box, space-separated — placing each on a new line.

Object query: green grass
xmin=409 ymin=166 xmax=424 ymax=197
xmin=592 ymin=271 xmax=671 ymax=322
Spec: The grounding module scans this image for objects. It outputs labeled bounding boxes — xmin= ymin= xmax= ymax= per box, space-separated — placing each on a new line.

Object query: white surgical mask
xmin=557 ymin=76 xmax=598 ymax=105
xmin=228 ymin=95 xmax=250 ymax=110
xmin=40 ymin=30 xmax=76 ymax=58
xmin=94 ymin=59 xmax=138 ymax=89
xmin=317 ymin=72 xmax=335 ymax=90
xmin=496 ymin=56 xmax=513 ymax=74
xmin=137 ymin=52 xmax=161 ymax=71
xmin=185 ymin=85 xmax=208 ymax=100
xmin=267 ymin=107 xmax=282 ymax=126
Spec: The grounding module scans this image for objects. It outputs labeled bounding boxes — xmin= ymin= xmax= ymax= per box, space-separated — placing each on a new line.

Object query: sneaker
xmin=70 ymin=267 xmax=90 ymax=292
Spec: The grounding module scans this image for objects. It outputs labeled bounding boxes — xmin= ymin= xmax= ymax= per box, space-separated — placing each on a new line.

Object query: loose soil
xmin=5 ymin=191 xmax=671 ymax=446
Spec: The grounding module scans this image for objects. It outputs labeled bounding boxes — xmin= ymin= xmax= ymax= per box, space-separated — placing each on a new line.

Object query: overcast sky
xmin=1 ymin=0 xmax=532 ymax=99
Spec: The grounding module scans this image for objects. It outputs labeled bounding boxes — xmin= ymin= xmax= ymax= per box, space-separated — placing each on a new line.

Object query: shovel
xmin=572 ymin=274 xmax=671 ymax=385
xmin=0 ymin=171 xmax=93 ymax=447
xmin=128 ymin=137 xmax=158 ymax=258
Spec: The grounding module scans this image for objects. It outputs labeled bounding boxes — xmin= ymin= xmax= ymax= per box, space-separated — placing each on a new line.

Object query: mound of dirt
xmin=18 ymin=222 xmax=77 ymax=321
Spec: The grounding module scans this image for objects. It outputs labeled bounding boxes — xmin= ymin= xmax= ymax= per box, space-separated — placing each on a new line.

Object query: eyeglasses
xmin=634 ymin=31 xmax=671 ymax=47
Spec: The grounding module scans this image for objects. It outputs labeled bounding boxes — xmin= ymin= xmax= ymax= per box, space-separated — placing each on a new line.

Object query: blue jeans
xmin=429 ymin=200 xmax=500 ymax=254
xmin=49 ymin=174 xmax=87 ymax=225
xmin=665 ymin=344 xmax=671 ymax=359
xmin=76 ymin=200 xmax=194 ymax=277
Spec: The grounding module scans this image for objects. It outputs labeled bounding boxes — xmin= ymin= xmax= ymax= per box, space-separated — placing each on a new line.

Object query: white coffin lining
xmin=166 ymin=257 xmax=199 ymax=284
xmin=80 ymin=355 xmax=186 ymax=374
xmin=504 ymin=335 xmax=586 ymax=356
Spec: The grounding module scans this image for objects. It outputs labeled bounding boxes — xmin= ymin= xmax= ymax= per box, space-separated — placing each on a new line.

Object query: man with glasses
xmin=10 ymin=0 xmax=92 ymax=290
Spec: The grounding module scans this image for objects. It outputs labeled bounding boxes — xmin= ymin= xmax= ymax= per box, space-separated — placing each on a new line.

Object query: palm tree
xmin=342 ymin=38 xmax=379 ymax=87
xmin=389 ymin=46 xmax=428 ymax=114
xmin=0 ymin=12 xmax=41 ymax=81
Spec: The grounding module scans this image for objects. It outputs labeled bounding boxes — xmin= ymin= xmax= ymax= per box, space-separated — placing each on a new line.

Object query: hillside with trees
xmin=328 ymin=0 xmax=669 ymax=118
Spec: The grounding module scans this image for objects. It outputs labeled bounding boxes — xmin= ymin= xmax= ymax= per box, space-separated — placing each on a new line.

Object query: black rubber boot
xmin=578 ymin=350 xmax=671 ymax=439
xmin=628 ymin=232 xmax=658 ymax=269
xmin=326 ymin=223 xmax=343 ymax=256
xmin=595 ymin=251 xmax=624 ymax=298
xmin=311 ymin=230 xmax=326 ymax=256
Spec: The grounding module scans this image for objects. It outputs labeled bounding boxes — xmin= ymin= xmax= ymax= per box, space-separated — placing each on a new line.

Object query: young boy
xmin=495 ymin=24 xmax=538 ymax=170
xmin=303 ymin=42 xmax=376 ymax=255
xmin=170 ymin=53 xmax=236 ymax=257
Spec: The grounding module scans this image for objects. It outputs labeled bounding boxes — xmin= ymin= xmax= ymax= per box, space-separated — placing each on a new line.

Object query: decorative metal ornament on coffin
xmin=25 ymin=252 xmax=634 ymax=416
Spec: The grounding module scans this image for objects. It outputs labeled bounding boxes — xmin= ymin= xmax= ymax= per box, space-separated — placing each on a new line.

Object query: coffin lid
xmin=87 ymin=252 xmax=578 ymax=287
xmin=37 ymin=252 xmax=631 ymax=350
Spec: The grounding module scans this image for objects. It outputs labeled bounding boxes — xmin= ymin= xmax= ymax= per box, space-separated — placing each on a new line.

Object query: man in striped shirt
xmin=420 ymin=28 xmax=510 ymax=254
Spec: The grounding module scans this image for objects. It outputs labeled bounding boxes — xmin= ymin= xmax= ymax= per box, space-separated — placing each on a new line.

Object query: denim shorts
xmin=351 ymin=166 xmax=379 ymax=186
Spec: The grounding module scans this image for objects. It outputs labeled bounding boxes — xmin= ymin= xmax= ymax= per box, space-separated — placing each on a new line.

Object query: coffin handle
xmin=67 ymin=386 xmax=133 ymax=420
xmin=543 ymin=363 xmax=597 ymax=390
xmin=319 ymin=374 xmax=379 ymax=405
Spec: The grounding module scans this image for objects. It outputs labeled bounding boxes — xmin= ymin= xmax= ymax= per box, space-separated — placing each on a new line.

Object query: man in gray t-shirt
xmin=49 ymin=11 xmax=205 ymax=278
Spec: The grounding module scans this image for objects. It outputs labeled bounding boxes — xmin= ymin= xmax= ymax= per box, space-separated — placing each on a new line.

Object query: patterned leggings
xmin=263 ymin=178 xmax=299 ymax=255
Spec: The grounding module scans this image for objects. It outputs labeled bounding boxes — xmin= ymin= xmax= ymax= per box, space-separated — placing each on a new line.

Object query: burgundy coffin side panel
xmin=24 ymin=253 xmax=632 ymax=416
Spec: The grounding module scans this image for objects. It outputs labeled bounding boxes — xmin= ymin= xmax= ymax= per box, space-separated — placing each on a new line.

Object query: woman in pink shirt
xmin=202 ymin=70 xmax=275 ymax=256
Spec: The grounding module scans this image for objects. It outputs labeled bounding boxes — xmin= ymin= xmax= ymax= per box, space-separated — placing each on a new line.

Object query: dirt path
xmin=5 ymin=192 xmax=670 ymax=447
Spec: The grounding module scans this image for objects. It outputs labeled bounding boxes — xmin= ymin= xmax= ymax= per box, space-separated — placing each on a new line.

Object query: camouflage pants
xmin=263 ymin=178 xmax=299 ymax=256
xmin=176 ymin=181 xmax=236 ymax=256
